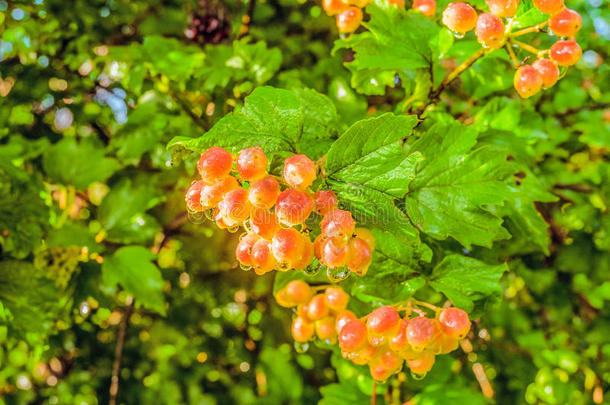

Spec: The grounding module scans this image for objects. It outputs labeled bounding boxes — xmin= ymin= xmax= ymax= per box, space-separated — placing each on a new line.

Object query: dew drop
xmin=294 ymin=341 xmax=310 ymax=353
xmin=452 ymin=31 xmax=465 ymax=39
xmin=327 ymin=266 xmax=351 ymax=283
xmin=411 ymin=371 xmax=427 ymax=380
xmin=239 ymin=264 xmax=252 ymax=271
xmin=277 ymin=261 xmax=292 ymax=272
xmin=303 ymin=260 xmax=321 ymax=276
xmin=204 ymin=208 xmax=215 ymax=221
xmin=227 ymin=225 xmax=240 ymax=233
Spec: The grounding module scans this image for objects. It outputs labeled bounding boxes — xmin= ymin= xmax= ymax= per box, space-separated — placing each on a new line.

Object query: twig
xmin=505 ymin=43 xmax=519 ymax=68
xmin=109 ymin=298 xmax=134 ymax=405
xmin=371 ymin=380 xmax=377 ymax=405
xmin=511 ymin=39 xmax=541 ymax=55
xmin=511 ymin=21 xmax=548 ymax=37
xmin=169 ymin=90 xmax=209 ymax=131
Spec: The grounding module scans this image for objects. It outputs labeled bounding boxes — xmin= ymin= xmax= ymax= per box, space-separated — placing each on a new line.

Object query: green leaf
xmin=429 ymin=255 xmax=508 ymax=314
xmin=405 ymin=122 xmax=515 ymax=248
xmin=43 ymin=137 xmax=122 ymax=189
xmin=0 ymin=261 xmax=60 ymax=336
xmin=102 ymin=246 xmax=165 ymax=314
xmin=168 ymin=87 xmax=338 ymax=160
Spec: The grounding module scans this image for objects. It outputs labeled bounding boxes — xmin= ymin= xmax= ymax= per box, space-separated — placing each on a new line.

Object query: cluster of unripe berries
xmin=441 ymin=0 xmax=582 ymax=98
xmin=184 ymin=147 xmax=374 ymax=277
xmin=276 ymin=281 xmax=471 ymax=381
xmin=322 ymin=0 xmax=436 ymax=34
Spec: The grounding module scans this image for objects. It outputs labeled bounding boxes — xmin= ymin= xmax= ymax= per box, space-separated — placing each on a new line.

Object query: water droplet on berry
xmin=303 ymin=259 xmax=321 ymax=276
xmin=277 ymin=261 xmax=291 ymax=272
xmin=204 ymin=208 xmax=215 ymax=221
xmin=239 ymin=263 xmax=252 ymax=271
xmin=452 ymin=31 xmax=465 ymax=39
xmin=327 ymin=266 xmax=351 ymax=283
xmin=411 ymin=371 xmax=426 ymax=380
xmin=294 ymin=341 xmax=310 ymax=353
xmin=227 ymin=225 xmax=240 ymax=233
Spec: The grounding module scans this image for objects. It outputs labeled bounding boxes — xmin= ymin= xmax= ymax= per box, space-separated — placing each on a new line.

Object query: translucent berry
xmin=315 ymin=317 xmax=337 ymax=341
xmin=313 ymin=190 xmax=338 ymax=216
xmin=248 ymin=177 xmax=280 ymax=209
xmin=321 ymin=238 xmax=348 ymax=268
xmin=237 ymin=146 xmax=267 ymax=181
xmin=185 ymin=180 xmax=205 ymax=212
xmin=198 ymin=146 xmax=233 ymax=185
xmin=406 ymin=351 xmax=435 ymax=375
xmin=324 ymin=287 xmax=349 ymax=311
xmin=275 ymin=189 xmax=314 ymax=226
xmin=435 ymin=333 xmax=459 ymax=354
xmin=292 ymin=316 xmax=315 ymax=342
xmin=354 ymin=228 xmax=375 ymax=250
xmin=514 ymin=65 xmax=542 ymax=98
xmin=200 ymin=176 xmax=239 ymax=208
xmin=549 ymin=8 xmax=582 ymax=37
xmin=336 ymin=310 xmax=358 ymax=333
xmin=475 ymin=13 xmax=505 ymax=49
xmin=369 ymin=363 xmax=393 ymax=382
xmin=320 ymin=209 xmax=355 ymax=238
xmin=367 ymin=306 xmax=400 ymax=337
xmin=293 ymin=234 xmax=315 ymax=271
xmin=251 ymin=239 xmax=276 ymax=273
xmin=214 ymin=208 xmax=238 ymax=229
xmin=272 ymin=228 xmax=304 ymax=268
xmin=283 ymin=154 xmax=316 ymax=190
xmin=442 ymin=2 xmax=478 ymax=34
xmin=235 ymin=233 xmax=260 ymax=267
xmin=388 ymin=319 xmax=411 ymax=353
xmin=314 ymin=234 xmax=325 ymax=259
xmin=250 ymin=208 xmax=279 ymax=240
xmin=338 ymin=319 xmax=368 ymax=351
xmin=406 ymin=316 xmax=440 ymax=351
xmin=323 ymin=0 xmax=348 ymax=15
xmin=532 ymin=58 xmax=560 ymax=89
xmin=388 ymin=0 xmax=405 ymax=6
xmin=550 ymin=39 xmax=582 ymax=66
xmin=375 ymin=348 xmax=404 ymax=372
xmin=307 ymin=294 xmax=330 ymax=321
xmin=485 ymin=0 xmax=518 ymax=17
xmin=532 ymin=0 xmax=564 ymax=15
xmin=346 ymin=237 xmax=373 ymax=276
xmin=412 ymin=0 xmax=436 ymax=17
xmin=336 ymin=7 xmax=363 ymax=34
xmin=438 ymin=307 xmax=471 ymax=339
xmin=218 ymin=188 xmax=251 ymax=223
xmin=284 ymin=280 xmax=312 ymax=305
xmin=350 ymin=344 xmax=378 ymax=365
xmin=275 ymin=289 xmax=294 ymax=308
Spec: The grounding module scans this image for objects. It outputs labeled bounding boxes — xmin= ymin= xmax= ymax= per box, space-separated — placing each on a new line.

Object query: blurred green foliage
xmin=0 ymin=0 xmax=609 ymax=404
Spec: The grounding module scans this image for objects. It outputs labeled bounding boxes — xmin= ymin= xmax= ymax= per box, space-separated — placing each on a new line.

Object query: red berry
xmin=442 ymin=2 xmax=478 ymax=34
xmin=185 ymin=180 xmax=205 ymax=212
xmin=313 ymin=190 xmax=338 ymax=216
xmin=354 ymin=228 xmax=375 ymax=250
xmin=200 ymin=176 xmax=239 ymax=208
xmin=336 ymin=7 xmax=363 ymax=34
xmin=406 ymin=351 xmax=435 ymax=375
xmin=369 ymin=362 xmax=393 ymax=382
xmin=197 ymin=147 xmax=233 ymax=185
xmin=346 ymin=237 xmax=373 ymax=276
xmin=235 ymin=233 xmax=260 ymax=267
xmin=514 ymin=65 xmax=542 ymax=98
xmin=307 ymin=294 xmax=330 ymax=321
xmin=532 ymin=58 xmax=560 ymax=89
xmin=324 ymin=287 xmax=349 ymax=311
xmin=293 ymin=233 xmax=315 ymax=271
xmin=250 ymin=208 xmax=279 ymax=240
xmin=532 ymin=0 xmax=564 ymax=15
xmin=375 ymin=348 xmax=404 ymax=372
xmin=237 ymin=146 xmax=267 ymax=181
xmin=248 ymin=177 xmax=280 ymax=209
xmin=485 ymin=0 xmax=518 ymax=17
xmin=320 ymin=209 xmax=355 ymax=238
xmin=321 ymin=238 xmax=349 ymax=268
xmin=292 ymin=316 xmax=315 ymax=342
xmin=350 ymin=344 xmax=378 ymax=365
xmin=336 ymin=310 xmax=358 ymax=333
xmin=271 ymin=228 xmax=304 ymax=268
xmin=218 ymin=188 xmax=251 ymax=223
xmin=338 ymin=319 xmax=368 ymax=351
xmin=284 ymin=280 xmax=312 ymax=305
xmin=475 ymin=13 xmax=505 ymax=49
xmin=549 ymin=8 xmax=582 ymax=37
xmin=323 ymin=0 xmax=348 ymax=15
xmin=251 ymin=239 xmax=276 ymax=274
xmin=275 ymin=189 xmax=313 ymax=226
xmin=283 ymin=154 xmax=316 ymax=190
xmin=367 ymin=306 xmax=400 ymax=337
xmin=412 ymin=0 xmax=436 ymax=17
xmin=388 ymin=319 xmax=410 ymax=352
xmin=550 ymin=39 xmax=582 ymax=66
xmin=315 ymin=317 xmax=337 ymax=341
xmin=438 ymin=307 xmax=471 ymax=339
xmin=406 ymin=316 xmax=440 ymax=351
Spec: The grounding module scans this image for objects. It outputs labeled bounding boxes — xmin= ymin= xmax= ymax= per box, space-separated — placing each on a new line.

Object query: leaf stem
xmin=108 ymin=297 xmax=134 ymax=405
xmin=505 ymin=43 xmax=519 ymax=68
xmin=511 ymin=20 xmax=548 ymax=37
xmin=510 ymin=39 xmax=542 ymax=55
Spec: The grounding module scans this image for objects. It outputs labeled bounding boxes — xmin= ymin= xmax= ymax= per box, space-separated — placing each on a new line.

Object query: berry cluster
xmin=441 ymin=0 xmax=582 ymax=98
xmin=275 ymin=282 xmax=471 ymax=381
xmin=322 ymin=0 xmax=436 ymax=35
xmin=184 ymin=147 xmax=375 ymax=278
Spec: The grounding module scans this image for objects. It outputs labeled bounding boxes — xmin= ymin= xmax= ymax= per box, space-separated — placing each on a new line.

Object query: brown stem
xmin=371 ymin=380 xmax=377 ymax=405
xmin=109 ymin=298 xmax=134 ymax=405
xmin=170 ymin=90 xmax=209 ymax=131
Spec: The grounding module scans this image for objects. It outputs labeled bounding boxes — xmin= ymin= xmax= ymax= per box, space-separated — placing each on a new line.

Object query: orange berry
xmin=248 ymin=177 xmax=280 ymax=209
xmin=307 ymin=294 xmax=330 ymax=321
xmin=320 ymin=209 xmax=355 ymax=238
xmin=532 ymin=58 xmax=560 ymax=89
xmin=532 ymin=0 xmax=564 ymax=15
xmin=275 ymin=189 xmax=313 ymax=226
xmin=346 ymin=237 xmax=373 ymax=276
xmin=315 ymin=317 xmax=337 ymax=341
xmin=336 ymin=7 xmax=363 ymax=34
xmin=324 ymin=287 xmax=349 ymax=311
xmin=549 ymin=8 xmax=582 ymax=37
xmin=251 ymin=239 xmax=276 ymax=273
xmin=235 ymin=233 xmax=260 ymax=267
xmin=293 ymin=233 xmax=314 ymax=271
xmin=550 ymin=39 xmax=582 ymax=66
xmin=350 ymin=344 xmax=378 ymax=365
xmin=354 ymin=228 xmax=375 ymax=250
xmin=335 ymin=310 xmax=358 ymax=333
xmin=284 ymin=280 xmax=312 ymax=305
xmin=475 ymin=13 xmax=505 ymax=49
xmin=271 ymin=228 xmax=304 ymax=268
xmin=283 ymin=154 xmax=316 ymax=190
xmin=338 ymin=319 xmax=368 ymax=351
xmin=198 ymin=146 xmax=233 ymax=185
xmin=406 ymin=351 xmax=435 ymax=375
xmin=313 ymin=190 xmax=339 ymax=216
xmin=412 ymin=0 xmax=436 ymax=17
xmin=185 ymin=180 xmax=205 ymax=212
xmin=514 ymin=65 xmax=543 ymax=98
xmin=367 ymin=306 xmax=400 ymax=337
xmin=406 ymin=316 xmax=441 ymax=351
xmin=218 ymin=188 xmax=251 ymax=223
xmin=292 ymin=316 xmax=315 ymax=342
xmin=275 ymin=289 xmax=294 ymax=308
xmin=388 ymin=0 xmax=405 ymax=6
xmin=323 ymin=0 xmax=349 ymax=16
xmin=321 ymin=238 xmax=349 ymax=268
xmin=485 ymin=0 xmax=518 ymax=17
xmin=442 ymin=2 xmax=478 ymax=34
xmin=434 ymin=333 xmax=459 ymax=354
xmin=249 ymin=208 xmax=279 ymax=240
xmin=438 ymin=307 xmax=471 ymax=339
xmin=200 ymin=176 xmax=239 ymax=209
xmin=237 ymin=146 xmax=267 ymax=181
xmin=388 ymin=319 xmax=411 ymax=352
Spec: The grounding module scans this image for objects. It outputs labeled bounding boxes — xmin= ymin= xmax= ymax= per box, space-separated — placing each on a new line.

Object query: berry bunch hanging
xmin=441 ymin=0 xmax=582 ymax=98
xmin=275 ymin=282 xmax=471 ymax=381
xmin=184 ymin=146 xmax=375 ymax=278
